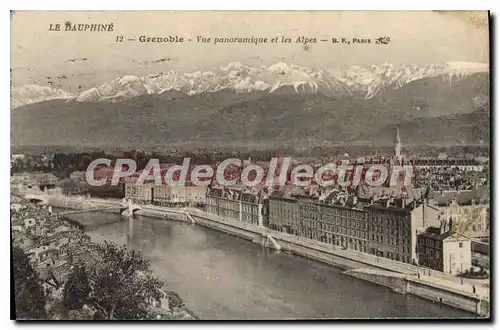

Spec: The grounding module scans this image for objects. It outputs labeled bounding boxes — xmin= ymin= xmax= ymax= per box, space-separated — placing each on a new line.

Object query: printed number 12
xmin=116 ymin=36 xmax=124 ymax=42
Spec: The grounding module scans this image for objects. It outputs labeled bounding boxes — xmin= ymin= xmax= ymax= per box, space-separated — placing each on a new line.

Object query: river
xmin=63 ymin=210 xmax=474 ymax=320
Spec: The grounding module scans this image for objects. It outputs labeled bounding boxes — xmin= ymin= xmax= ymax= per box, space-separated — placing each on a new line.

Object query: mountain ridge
xmin=11 ymin=61 xmax=489 ymax=108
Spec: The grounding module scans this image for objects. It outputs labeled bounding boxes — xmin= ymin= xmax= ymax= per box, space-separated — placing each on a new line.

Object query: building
xmin=124 ymin=179 xmax=207 ymax=206
xmin=124 ymin=168 xmax=207 ymax=206
xmin=167 ymin=185 xmax=207 ymax=206
xmin=12 ymin=225 xmax=24 ymax=233
xmin=410 ymin=158 xmax=484 ymax=172
xmin=366 ymin=196 xmax=443 ymax=264
xmin=124 ymin=180 xmax=154 ymax=203
xmin=11 ymin=154 xmax=26 ymax=162
xmin=296 ymin=193 xmax=369 ymax=251
xmin=417 ymin=222 xmax=472 ymax=275
xmin=69 ymin=171 xmax=86 ymax=181
xmin=59 ymin=180 xmax=88 ymax=195
xmin=428 ymin=187 xmax=490 ymax=238
xmin=206 ymin=187 xmax=244 ymax=224
xmin=87 ymin=181 xmax=125 ymax=199
xmin=366 ymin=204 xmax=412 ymax=263
xmin=240 ymin=191 xmax=266 ymax=226
xmin=24 ymin=218 xmax=36 ymax=230
xmin=36 ymin=173 xmax=59 ymax=187
xmin=268 ymin=189 xmax=369 ymax=253
xmin=205 ymin=186 xmax=267 ymax=226
xmin=11 ymin=203 xmax=25 ymax=212
xmin=268 ymin=192 xmax=300 ymax=235
xmin=10 ymin=172 xmax=35 ymax=185
xmin=12 ymin=172 xmax=59 ymax=187
xmin=266 ymin=183 xmax=447 ymax=264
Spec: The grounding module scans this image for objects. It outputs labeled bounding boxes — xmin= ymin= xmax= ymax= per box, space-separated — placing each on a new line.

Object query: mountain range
xmin=11 ymin=61 xmax=489 ymax=107
xmin=11 ymin=61 xmax=490 ymax=149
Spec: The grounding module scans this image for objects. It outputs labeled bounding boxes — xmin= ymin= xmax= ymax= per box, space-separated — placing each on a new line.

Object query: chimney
xmin=440 ymin=219 xmax=445 ymax=234
xmin=444 ymin=218 xmax=450 ymax=233
xmin=262 ymin=188 xmax=268 ymax=199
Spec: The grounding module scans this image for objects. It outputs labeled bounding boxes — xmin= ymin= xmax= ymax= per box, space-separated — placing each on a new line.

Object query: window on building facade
xmin=459 ymin=242 xmax=463 ymax=248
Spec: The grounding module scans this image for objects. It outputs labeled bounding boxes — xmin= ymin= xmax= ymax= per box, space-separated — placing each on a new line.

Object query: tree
xmin=12 ymin=246 xmax=47 ymax=319
xmin=63 ymin=266 xmax=91 ymax=311
xmin=166 ymin=291 xmax=185 ymax=309
xmin=88 ymin=241 xmax=164 ymax=320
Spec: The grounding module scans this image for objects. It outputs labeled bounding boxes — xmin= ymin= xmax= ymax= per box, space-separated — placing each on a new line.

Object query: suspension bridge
xmin=13 ymin=192 xmax=142 ymax=217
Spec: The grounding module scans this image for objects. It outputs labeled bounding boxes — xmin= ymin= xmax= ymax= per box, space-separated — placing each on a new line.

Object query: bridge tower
xmin=119 ymin=198 xmax=141 ymax=217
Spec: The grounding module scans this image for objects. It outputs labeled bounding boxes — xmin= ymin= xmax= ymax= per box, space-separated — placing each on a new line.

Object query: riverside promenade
xmin=184 ymin=208 xmax=489 ymax=297
xmin=41 ymin=194 xmax=489 ymax=316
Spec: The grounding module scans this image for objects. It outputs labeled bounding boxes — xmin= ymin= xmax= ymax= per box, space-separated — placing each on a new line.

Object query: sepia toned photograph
xmin=10 ymin=10 xmax=490 ymax=320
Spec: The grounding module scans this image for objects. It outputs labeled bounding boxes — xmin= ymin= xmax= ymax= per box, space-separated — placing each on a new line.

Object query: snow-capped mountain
xmin=11 ymin=85 xmax=75 ymax=108
xmin=12 ymin=60 xmax=490 ymax=148
xmin=75 ymin=75 xmax=149 ymax=103
xmin=11 ymin=61 xmax=489 ymax=107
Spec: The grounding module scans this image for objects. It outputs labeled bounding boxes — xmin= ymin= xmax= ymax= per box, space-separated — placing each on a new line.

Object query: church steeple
xmin=394 ymin=127 xmax=402 ymax=165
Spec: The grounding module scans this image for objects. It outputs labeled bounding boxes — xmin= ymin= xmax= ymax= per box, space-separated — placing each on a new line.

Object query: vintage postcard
xmin=10 ymin=11 xmax=490 ymax=320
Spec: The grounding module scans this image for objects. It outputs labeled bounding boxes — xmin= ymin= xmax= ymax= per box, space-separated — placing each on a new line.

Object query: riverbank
xmin=184 ymin=208 xmax=489 ymax=317
xmin=45 ymin=195 xmax=489 ymax=317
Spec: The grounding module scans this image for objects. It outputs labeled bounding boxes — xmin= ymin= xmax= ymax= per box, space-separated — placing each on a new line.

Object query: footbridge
xmin=12 ymin=191 xmax=50 ymax=205
xmin=54 ymin=206 xmax=121 ymax=216
xmin=119 ymin=199 xmax=142 ymax=217
xmin=58 ymin=197 xmax=143 ymax=217
xmin=16 ymin=192 xmax=142 ymax=217
xmin=24 ymin=194 xmax=48 ymax=204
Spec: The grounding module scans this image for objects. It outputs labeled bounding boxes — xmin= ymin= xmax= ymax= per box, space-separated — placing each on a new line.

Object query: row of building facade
xmin=204 ymin=185 xmax=478 ymax=274
xmin=264 ymin=191 xmax=421 ymax=264
xmin=123 ymin=181 xmax=207 ymax=206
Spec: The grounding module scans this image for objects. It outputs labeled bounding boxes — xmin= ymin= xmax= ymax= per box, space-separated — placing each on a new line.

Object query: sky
xmin=11 ymin=11 xmax=489 ymax=91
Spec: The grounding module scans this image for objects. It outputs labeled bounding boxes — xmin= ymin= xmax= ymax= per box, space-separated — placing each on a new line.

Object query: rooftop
xmin=418 ymin=226 xmax=454 ymax=241
xmin=429 ymin=186 xmax=489 ymax=206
